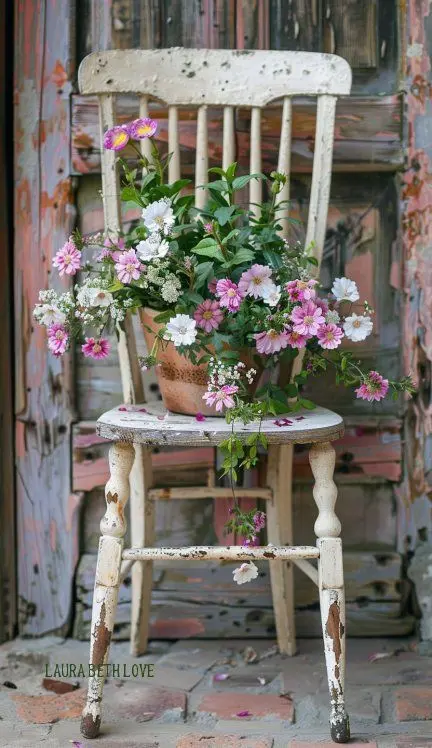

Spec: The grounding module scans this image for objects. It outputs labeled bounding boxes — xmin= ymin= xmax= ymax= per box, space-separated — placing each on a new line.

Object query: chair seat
xmin=97 ymin=402 xmax=344 ymax=446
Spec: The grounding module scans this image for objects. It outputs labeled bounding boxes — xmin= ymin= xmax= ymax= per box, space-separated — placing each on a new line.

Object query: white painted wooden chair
xmin=78 ymin=49 xmax=352 ymax=742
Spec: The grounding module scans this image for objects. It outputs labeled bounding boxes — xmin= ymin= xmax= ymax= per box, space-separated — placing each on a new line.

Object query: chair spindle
xmin=249 ymin=106 xmax=262 ymax=216
xmin=168 ymin=105 xmax=181 ymax=182
xmin=222 ymin=105 xmax=235 ymax=170
xmin=195 ymin=105 xmax=208 ymax=209
xmin=275 ymin=96 xmax=292 ymax=239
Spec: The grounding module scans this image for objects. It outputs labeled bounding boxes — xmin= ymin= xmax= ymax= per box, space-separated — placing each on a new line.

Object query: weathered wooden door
xmin=15 ymin=0 xmax=430 ymax=638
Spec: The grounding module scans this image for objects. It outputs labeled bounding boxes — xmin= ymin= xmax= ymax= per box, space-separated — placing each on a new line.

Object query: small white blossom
xmin=35 ymin=304 xmax=66 ymax=326
xmin=136 ymin=234 xmax=170 ymax=262
xmin=165 ymin=314 xmax=197 ymax=347
xmin=343 ymin=313 xmax=373 ymax=342
xmin=77 ymin=286 xmax=113 ymax=308
xmin=232 ymin=562 xmax=259 ymax=585
xmin=331 ymin=277 xmax=360 ymax=303
xmin=161 ymin=278 xmax=181 ymax=303
xmin=142 ymin=198 xmax=175 ymax=236
xmin=262 ymin=283 xmax=281 ymax=307
xmin=325 ymin=309 xmax=340 ymax=325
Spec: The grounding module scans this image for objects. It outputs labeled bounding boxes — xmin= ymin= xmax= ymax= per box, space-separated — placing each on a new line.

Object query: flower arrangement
xmin=34 ymin=117 xmax=414 ymax=584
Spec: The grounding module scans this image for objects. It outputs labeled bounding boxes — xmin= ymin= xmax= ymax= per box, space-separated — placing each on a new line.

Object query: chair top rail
xmin=78 ymin=48 xmax=352 ymax=103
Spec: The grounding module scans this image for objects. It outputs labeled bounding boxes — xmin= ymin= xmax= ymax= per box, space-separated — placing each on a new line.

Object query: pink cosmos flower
xmin=115 ymin=249 xmax=143 ymax=283
xmin=47 ymin=324 xmax=69 ymax=356
xmin=103 ymin=125 xmax=130 ymax=150
xmin=355 ymin=371 xmax=389 ymax=402
xmin=315 ymin=296 xmax=329 ymax=314
xmin=81 ymin=337 xmax=111 ymax=359
xmin=216 ymin=279 xmax=244 ymax=312
xmin=286 ymin=328 xmax=309 ymax=348
xmin=253 ymin=511 xmax=266 ymax=531
xmin=238 ymin=264 xmax=274 ymax=299
xmin=290 ymin=300 xmax=325 ymax=336
xmin=194 ymin=299 xmax=223 ymax=333
xmin=254 ymin=329 xmax=289 ymax=355
xmin=208 ymin=278 xmax=218 ymax=294
xmin=285 ymin=279 xmax=317 ymax=302
xmin=317 ymin=323 xmax=344 ymax=350
xmin=52 ymin=240 xmax=81 ymax=276
xmin=98 ymin=236 xmax=126 ymax=261
xmin=127 ymin=118 xmax=157 ymax=139
xmin=202 ymin=384 xmax=239 ymax=412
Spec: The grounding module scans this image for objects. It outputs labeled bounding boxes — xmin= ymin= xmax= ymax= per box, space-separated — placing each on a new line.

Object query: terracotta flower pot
xmin=140 ymin=307 xmax=217 ymax=416
xmin=140 ymin=307 xmax=262 ymax=417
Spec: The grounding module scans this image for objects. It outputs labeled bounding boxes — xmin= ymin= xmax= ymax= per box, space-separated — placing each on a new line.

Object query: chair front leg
xmin=81 ymin=441 xmax=135 ymax=739
xmin=130 ymin=443 xmax=154 ymax=657
xmin=309 ymin=442 xmax=350 ymax=744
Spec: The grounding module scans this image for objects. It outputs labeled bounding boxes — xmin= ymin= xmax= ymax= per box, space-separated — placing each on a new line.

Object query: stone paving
xmin=0 ymin=636 xmax=431 ymax=747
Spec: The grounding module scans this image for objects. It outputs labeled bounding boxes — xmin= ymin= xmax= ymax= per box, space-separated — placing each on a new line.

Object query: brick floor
xmin=196 ymin=692 xmax=294 ymax=721
xmin=2 ymin=637 xmax=432 ymax=747
xmin=395 ymin=687 xmax=432 ymax=721
xmin=177 ymin=736 xmax=274 ymax=748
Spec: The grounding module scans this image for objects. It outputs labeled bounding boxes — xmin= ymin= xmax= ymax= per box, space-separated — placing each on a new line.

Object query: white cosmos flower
xmin=343 ymin=313 xmax=373 ymax=342
xmin=77 ymin=286 xmax=113 ymax=308
xmin=232 ymin=562 xmax=259 ymax=585
xmin=262 ymin=284 xmax=281 ymax=307
xmin=331 ymin=277 xmax=360 ymax=302
xmin=165 ymin=314 xmax=197 ymax=347
xmin=37 ymin=304 xmax=66 ymax=326
xmin=136 ymin=235 xmax=170 ymax=262
xmin=142 ymin=198 xmax=175 ymax=236
xmin=325 ymin=309 xmax=340 ymax=325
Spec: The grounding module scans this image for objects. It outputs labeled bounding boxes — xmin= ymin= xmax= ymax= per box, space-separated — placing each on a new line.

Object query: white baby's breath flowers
xmin=325 ymin=309 xmax=340 ymax=325
xmin=331 ymin=277 xmax=360 ymax=303
xmin=136 ymin=234 xmax=170 ymax=262
xmin=161 ymin=277 xmax=181 ymax=304
xmin=142 ymin=198 xmax=175 ymax=236
xmin=164 ymin=314 xmax=197 ymax=347
xmin=343 ymin=313 xmax=373 ymax=342
xmin=232 ymin=562 xmax=259 ymax=585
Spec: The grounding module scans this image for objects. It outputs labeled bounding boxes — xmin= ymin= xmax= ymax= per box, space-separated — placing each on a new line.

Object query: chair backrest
xmin=78 ymin=48 xmax=352 ymax=405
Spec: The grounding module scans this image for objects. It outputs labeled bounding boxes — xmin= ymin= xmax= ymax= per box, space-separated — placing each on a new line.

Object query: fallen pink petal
xmin=195 ymin=412 xmax=206 ymax=422
xmin=213 ymin=672 xmax=230 ymax=681
xmin=236 ymin=710 xmax=252 ymax=717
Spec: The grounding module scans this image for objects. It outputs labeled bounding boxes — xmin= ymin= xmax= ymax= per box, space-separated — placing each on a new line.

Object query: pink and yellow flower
xmin=194 ymin=299 xmax=223 ymax=333
xmin=290 ymin=300 xmax=325 ymax=336
xmin=115 ymin=249 xmax=143 ymax=283
xmin=103 ymin=125 xmax=130 ymax=151
xmin=286 ymin=328 xmax=309 ymax=348
xmin=254 ymin=329 xmax=289 ymax=355
xmin=316 ymin=323 xmax=344 ymax=350
xmin=52 ymin=240 xmax=81 ymax=276
xmin=47 ymin=324 xmax=69 ymax=356
xmin=285 ymin=279 xmax=317 ymax=302
xmin=355 ymin=371 xmax=389 ymax=402
xmin=202 ymin=384 xmax=239 ymax=412
xmin=81 ymin=337 xmax=111 ymax=359
xmin=128 ymin=118 xmax=157 ymax=139
xmin=239 ymin=264 xmax=274 ymax=299
xmin=215 ymin=279 xmax=244 ymax=312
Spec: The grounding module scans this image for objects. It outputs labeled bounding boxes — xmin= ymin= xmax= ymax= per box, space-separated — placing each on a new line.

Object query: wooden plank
xmin=325 ymin=0 xmax=378 ymax=70
xmin=76 ymin=550 xmax=404 ymax=611
xmin=14 ymin=0 xmax=80 ymax=635
xmin=270 ymin=0 xmax=322 ymax=51
xmin=71 ymin=94 xmax=403 ymax=176
xmin=0 ymin=0 xmax=15 ymax=643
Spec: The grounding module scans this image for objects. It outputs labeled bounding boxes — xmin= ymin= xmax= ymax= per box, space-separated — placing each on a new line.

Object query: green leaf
xmin=208 ymin=167 xmax=226 ymax=177
xmin=285 ymin=383 xmax=298 ymax=398
xmin=299 ymin=398 xmax=316 ymax=410
xmin=191 ymin=238 xmax=225 ymax=262
xmin=202 ymin=179 xmax=229 ymax=192
xmin=107 ymin=280 xmax=124 ymax=292
xmin=181 ymin=290 xmax=204 ymax=305
xmin=194 ymin=261 xmax=214 ymax=291
xmin=262 ymin=248 xmax=284 ymax=270
xmin=214 ymin=205 xmax=237 ymax=226
xmin=153 ymin=310 xmax=173 ymax=323
xmin=229 ymin=247 xmax=255 ymax=266
xmin=307 ymin=256 xmax=319 ymax=266
xmin=225 ymin=162 xmax=238 ymax=181
xmin=121 ymin=186 xmax=144 ymax=206
xmin=232 ymin=173 xmax=265 ymax=191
